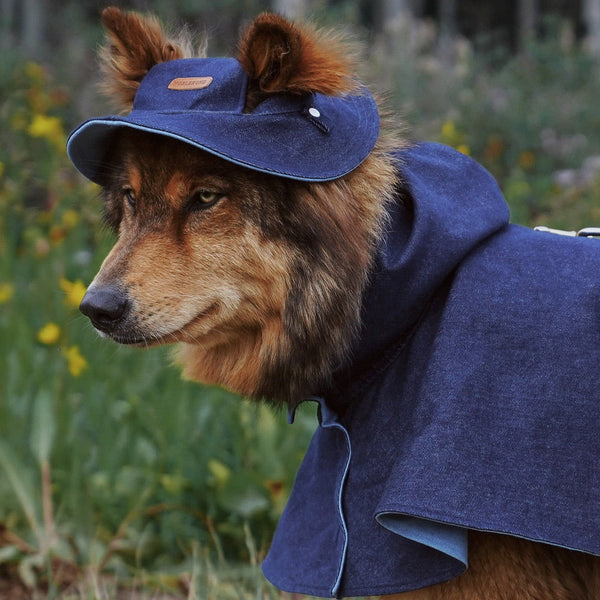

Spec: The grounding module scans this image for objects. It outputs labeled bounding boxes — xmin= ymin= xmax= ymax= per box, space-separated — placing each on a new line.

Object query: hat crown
xmin=67 ymin=58 xmax=380 ymax=183
xmin=133 ymin=58 xmax=248 ymax=113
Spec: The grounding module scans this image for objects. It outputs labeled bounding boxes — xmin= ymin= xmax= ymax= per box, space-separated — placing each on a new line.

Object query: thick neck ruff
xmin=263 ymin=143 xmax=600 ymax=598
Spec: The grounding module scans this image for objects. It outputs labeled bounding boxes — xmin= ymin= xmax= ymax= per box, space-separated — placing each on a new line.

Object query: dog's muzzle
xmin=79 ymin=285 xmax=131 ymax=335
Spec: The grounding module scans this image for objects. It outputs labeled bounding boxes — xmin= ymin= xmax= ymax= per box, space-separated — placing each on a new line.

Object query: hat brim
xmin=67 ymin=92 xmax=380 ymax=184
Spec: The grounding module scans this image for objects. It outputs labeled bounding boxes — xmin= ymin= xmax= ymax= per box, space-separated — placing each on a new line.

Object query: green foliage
xmin=452 ymin=37 xmax=600 ymax=226
xmin=386 ymin=20 xmax=600 ymax=228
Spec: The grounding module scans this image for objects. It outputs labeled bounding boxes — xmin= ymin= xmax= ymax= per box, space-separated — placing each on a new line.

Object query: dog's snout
xmin=80 ymin=286 xmax=130 ymax=331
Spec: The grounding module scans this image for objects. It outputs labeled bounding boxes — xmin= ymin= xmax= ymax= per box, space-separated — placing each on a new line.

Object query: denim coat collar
xmin=263 ymin=143 xmax=600 ymax=598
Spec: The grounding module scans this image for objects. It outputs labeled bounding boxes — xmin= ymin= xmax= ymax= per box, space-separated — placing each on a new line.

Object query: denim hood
xmin=263 ymin=143 xmax=600 ymax=598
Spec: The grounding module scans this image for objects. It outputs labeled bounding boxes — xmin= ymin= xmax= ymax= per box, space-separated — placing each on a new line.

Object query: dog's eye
xmin=188 ymin=190 xmax=222 ymax=211
xmin=123 ymin=188 xmax=136 ymax=210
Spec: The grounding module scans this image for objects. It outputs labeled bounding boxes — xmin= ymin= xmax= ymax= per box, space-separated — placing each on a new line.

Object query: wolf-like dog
xmin=71 ymin=7 xmax=600 ymax=599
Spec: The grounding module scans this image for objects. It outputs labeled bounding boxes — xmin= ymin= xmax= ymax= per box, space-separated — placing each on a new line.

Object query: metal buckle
xmin=577 ymin=227 xmax=600 ymax=238
xmin=534 ymin=226 xmax=576 ymax=236
xmin=534 ymin=226 xmax=600 ymax=238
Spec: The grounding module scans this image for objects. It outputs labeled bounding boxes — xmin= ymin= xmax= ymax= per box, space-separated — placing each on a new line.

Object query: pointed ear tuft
xmin=238 ymin=13 xmax=358 ymax=110
xmin=99 ymin=6 xmax=187 ymax=112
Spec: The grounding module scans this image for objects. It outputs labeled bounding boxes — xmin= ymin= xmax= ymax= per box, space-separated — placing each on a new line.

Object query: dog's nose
xmin=79 ymin=286 xmax=130 ymax=331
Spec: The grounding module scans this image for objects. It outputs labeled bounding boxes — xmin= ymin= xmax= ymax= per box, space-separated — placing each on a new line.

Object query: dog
xmin=71 ymin=7 xmax=600 ymax=599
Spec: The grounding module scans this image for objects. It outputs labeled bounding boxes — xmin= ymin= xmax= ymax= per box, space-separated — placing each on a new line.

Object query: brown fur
xmin=237 ymin=13 xmax=359 ymax=110
xmin=83 ymin=8 xmax=600 ymax=599
xmin=384 ymin=531 xmax=600 ymax=600
xmin=99 ymin=6 xmax=204 ymax=111
xmin=95 ymin=126 xmax=395 ymax=405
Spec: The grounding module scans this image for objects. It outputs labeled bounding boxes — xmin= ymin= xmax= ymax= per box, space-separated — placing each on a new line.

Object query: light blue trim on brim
xmin=66 ymin=118 xmax=358 ymax=184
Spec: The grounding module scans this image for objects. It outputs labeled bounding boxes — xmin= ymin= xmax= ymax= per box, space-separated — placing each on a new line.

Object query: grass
xmin=2 ymin=22 xmax=600 ymax=599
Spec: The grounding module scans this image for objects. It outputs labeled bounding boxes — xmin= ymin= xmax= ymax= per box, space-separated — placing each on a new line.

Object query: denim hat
xmin=67 ymin=57 xmax=380 ymax=183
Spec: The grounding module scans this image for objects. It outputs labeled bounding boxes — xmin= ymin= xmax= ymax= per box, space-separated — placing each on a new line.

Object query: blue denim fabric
xmin=66 ymin=58 xmax=379 ymax=184
xmin=263 ymin=143 xmax=600 ymax=598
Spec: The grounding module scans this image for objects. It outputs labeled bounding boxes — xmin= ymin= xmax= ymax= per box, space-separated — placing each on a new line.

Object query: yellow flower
xmin=0 ymin=282 xmax=15 ymax=304
xmin=440 ymin=120 xmax=469 ymax=153
xmin=59 ymin=278 xmax=87 ymax=309
xmin=441 ymin=120 xmax=457 ymax=140
xmin=38 ymin=322 xmax=61 ymax=345
xmin=207 ymin=459 xmax=231 ymax=487
xmin=61 ymin=209 xmax=80 ymax=229
xmin=28 ymin=114 xmax=65 ymax=150
xmin=49 ymin=225 xmax=67 ymax=245
xmin=25 ymin=61 xmax=45 ymax=83
xmin=63 ymin=345 xmax=87 ymax=377
xmin=519 ymin=150 xmax=536 ymax=170
xmin=160 ymin=473 xmax=188 ymax=495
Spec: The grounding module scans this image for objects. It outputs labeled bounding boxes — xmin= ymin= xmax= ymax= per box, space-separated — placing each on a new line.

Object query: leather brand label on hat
xmin=168 ymin=76 xmax=213 ymax=90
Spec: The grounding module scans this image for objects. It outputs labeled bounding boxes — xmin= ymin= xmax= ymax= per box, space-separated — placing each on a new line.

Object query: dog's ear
xmin=238 ymin=13 xmax=357 ymax=110
xmin=99 ymin=6 xmax=187 ymax=111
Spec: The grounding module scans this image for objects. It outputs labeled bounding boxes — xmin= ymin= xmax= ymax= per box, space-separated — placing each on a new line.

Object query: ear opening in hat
xmin=99 ymin=6 xmax=206 ymax=113
xmin=238 ymin=13 xmax=359 ymax=112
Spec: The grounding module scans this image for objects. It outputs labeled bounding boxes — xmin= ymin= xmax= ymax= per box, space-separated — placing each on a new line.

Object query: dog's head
xmin=76 ymin=8 xmax=400 ymax=406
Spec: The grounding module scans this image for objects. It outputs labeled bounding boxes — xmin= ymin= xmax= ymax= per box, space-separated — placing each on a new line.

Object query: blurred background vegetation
xmin=2 ymin=1 xmax=600 ymax=598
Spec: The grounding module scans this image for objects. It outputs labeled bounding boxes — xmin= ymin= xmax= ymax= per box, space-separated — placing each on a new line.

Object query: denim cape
xmin=262 ymin=142 xmax=600 ymax=598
